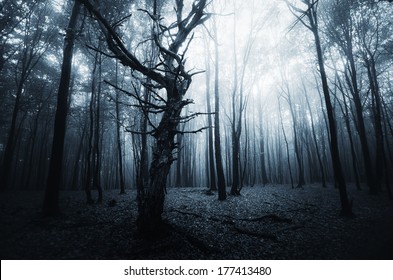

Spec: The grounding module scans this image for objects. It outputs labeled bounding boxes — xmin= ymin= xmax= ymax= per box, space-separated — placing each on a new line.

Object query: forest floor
xmin=1 ymin=184 xmax=393 ymax=260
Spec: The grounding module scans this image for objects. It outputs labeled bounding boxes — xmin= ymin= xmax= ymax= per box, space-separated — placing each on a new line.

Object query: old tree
xmin=79 ymin=0 xmax=210 ymax=237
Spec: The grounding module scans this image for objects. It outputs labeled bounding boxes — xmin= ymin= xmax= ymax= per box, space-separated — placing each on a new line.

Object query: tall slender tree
xmin=1 ymin=2 xmax=54 ymax=190
xmin=325 ymin=0 xmax=375 ymax=193
xmin=204 ymin=45 xmax=217 ymax=191
xmin=286 ymin=0 xmax=352 ymax=216
xmin=42 ymin=0 xmax=81 ymax=216
xmin=211 ymin=15 xmax=227 ymax=201
xmin=115 ymin=64 xmax=126 ymax=194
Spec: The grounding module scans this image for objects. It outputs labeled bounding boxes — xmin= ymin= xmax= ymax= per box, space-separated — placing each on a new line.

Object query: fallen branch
xmin=233 ymin=224 xmax=277 ymax=241
xmin=170 ymin=209 xmax=203 ymax=219
xmin=274 ymin=224 xmax=304 ymax=234
xmin=237 ymin=214 xmax=292 ymax=223
xmin=168 ymin=209 xmax=300 ymax=243
xmin=169 ymin=208 xmax=234 ymax=225
xmin=169 ymin=208 xmax=291 ymax=224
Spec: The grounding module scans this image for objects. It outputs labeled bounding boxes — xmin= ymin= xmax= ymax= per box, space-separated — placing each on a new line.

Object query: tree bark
xmin=312 ymin=19 xmax=352 ymax=216
xmin=286 ymin=93 xmax=305 ymax=188
xmin=1 ymin=80 xmax=24 ymax=190
xmin=116 ymin=90 xmax=125 ymax=194
xmin=213 ymin=18 xmax=227 ymax=201
xmin=136 ymin=91 xmax=184 ymax=237
xmin=94 ymin=54 xmax=102 ymax=204
xmin=42 ymin=0 xmax=81 ymax=216
xmin=205 ymin=55 xmax=217 ymax=191
xmin=304 ymin=86 xmax=326 ymax=188
xmin=136 ymin=86 xmax=150 ymax=211
xmin=259 ymin=127 xmax=270 ymax=185
xmin=365 ymin=55 xmax=384 ymax=194
xmin=279 ymin=99 xmax=294 ymax=188
xmin=335 ymin=76 xmax=361 ymax=190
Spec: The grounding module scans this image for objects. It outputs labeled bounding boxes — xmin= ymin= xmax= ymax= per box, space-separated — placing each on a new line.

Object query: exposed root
xmin=237 ymin=214 xmax=292 ymax=223
xmin=169 ymin=208 xmax=298 ymax=243
xmin=169 ymin=208 xmax=291 ymax=224
xmin=233 ymin=225 xmax=277 ymax=241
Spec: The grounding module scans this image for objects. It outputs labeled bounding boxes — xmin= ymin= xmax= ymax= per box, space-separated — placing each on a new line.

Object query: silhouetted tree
xmin=286 ymin=0 xmax=352 ymax=216
xmin=43 ymin=0 xmax=82 ymax=216
xmin=211 ymin=15 xmax=227 ymax=201
xmin=80 ymin=0 xmax=211 ymax=237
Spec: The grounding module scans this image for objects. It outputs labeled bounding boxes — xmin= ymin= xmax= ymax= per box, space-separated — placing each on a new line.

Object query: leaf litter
xmin=1 ymin=184 xmax=393 ymax=259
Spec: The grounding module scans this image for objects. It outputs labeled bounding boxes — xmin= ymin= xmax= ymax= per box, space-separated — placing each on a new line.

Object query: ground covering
xmin=1 ymin=184 xmax=392 ymax=259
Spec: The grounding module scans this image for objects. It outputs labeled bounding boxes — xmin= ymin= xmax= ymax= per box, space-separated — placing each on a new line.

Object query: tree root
xmin=236 ymin=214 xmax=292 ymax=223
xmin=169 ymin=208 xmax=291 ymax=224
xmin=168 ymin=208 xmax=302 ymax=243
xmin=233 ymin=224 xmax=277 ymax=241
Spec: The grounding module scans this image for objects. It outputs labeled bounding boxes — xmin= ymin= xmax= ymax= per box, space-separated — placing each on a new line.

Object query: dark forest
xmin=1 ymin=0 xmax=393 ymax=260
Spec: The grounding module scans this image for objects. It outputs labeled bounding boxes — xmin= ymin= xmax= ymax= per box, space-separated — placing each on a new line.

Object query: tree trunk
xmin=94 ymin=52 xmax=102 ymax=203
xmin=24 ymin=104 xmax=43 ymax=189
xmin=42 ymin=0 xmax=81 ymax=216
xmin=335 ymin=76 xmax=361 ymax=190
xmin=304 ymin=88 xmax=326 ymax=188
xmin=382 ymin=104 xmax=393 ymax=200
xmin=85 ymin=52 xmax=98 ymax=204
xmin=365 ymin=55 xmax=384 ymax=194
xmin=213 ymin=18 xmax=226 ymax=201
xmin=346 ymin=46 xmax=375 ymax=193
xmin=231 ymin=130 xmax=241 ymax=195
xmin=0 ymin=79 xmax=24 ymax=190
xmin=136 ymin=86 xmax=150 ymax=211
xmin=205 ymin=56 xmax=217 ymax=191
xmin=116 ymin=90 xmax=125 ymax=194
xmin=260 ymin=127 xmax=270 ymax=186
xmin=136 ymin=90 xmax=183 ymax=238
xmin=279 ymin=100 xmax=294 ymax=188
xmin=288 ymin=96 xmax=305 ymax=188
xmin=312 ymin=23 xmax=352 ymax=216
xmin=176 ymin=131 xmax=183 ymax=187
xmin=80 ymin=0 xmax=210 ymax=238
xmin=71 ymin=124 xmax=86 ymax=191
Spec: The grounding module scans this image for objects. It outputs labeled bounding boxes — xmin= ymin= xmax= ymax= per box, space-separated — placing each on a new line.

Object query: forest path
xmin=1 ymin=184 xmax=392 ymax=259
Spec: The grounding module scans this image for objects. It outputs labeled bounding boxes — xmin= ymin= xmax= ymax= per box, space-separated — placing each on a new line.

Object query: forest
xmin=1 ymin=0 xmax=393 ymax=260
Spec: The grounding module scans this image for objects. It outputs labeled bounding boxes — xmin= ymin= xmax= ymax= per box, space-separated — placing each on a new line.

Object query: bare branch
xmin=125 ymin=127 xmax=155 ymax=135
xmin=85 ymin=44 xmax=117 ymax=59
xmin=189 ymin=69 xmax=206 ymax=77
xmin=137 ymin=8 xmax=156 ymax=21
xmin=175 ymin=126 xmax=210 ymax=135
xmin=112 ymin=13 xmax=132 ymax=29
xmin=284 ymin=0 xmax=319 ymax=32
xmin=79 ymin=0 xmax=168 ymax=87
xmin=105 ymin=80 xmax=165 ymax=111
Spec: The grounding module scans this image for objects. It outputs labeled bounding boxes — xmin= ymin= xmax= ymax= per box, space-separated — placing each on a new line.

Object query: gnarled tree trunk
xmin=81 ymin=0 xmax=210 ymax=238
xmin=137 ymin=91 xmax=184 ymax=237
